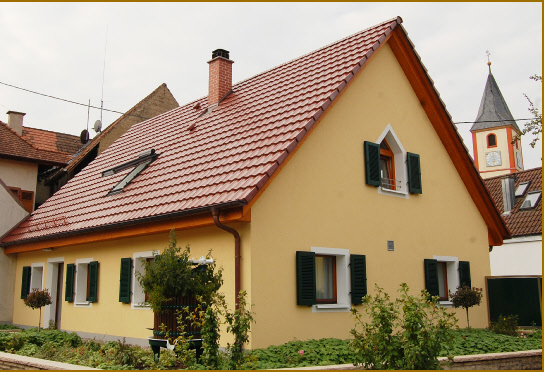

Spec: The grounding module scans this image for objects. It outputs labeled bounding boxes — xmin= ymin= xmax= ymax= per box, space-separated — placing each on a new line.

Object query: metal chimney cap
xmin=212 ymin=49 xmax=230 ymax=59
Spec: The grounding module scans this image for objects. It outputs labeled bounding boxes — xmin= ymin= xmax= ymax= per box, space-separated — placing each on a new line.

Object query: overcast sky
xmin=1 ymin=2 xmax=542 ymax=169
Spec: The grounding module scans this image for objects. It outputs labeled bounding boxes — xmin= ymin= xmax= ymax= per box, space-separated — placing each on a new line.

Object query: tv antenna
xmin=98 ymin=25 xmax=108 ymax=131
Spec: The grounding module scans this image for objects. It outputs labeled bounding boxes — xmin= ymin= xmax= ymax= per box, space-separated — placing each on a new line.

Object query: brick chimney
xmin=208 ymin=49 xmax=233 ymax=107
xmin=6 ymin=111 xmax=25 ymax=135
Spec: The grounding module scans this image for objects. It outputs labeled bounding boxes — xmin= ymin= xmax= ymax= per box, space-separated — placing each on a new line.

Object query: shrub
xmin=23 ymin=289 xmax=52 ymax=332
xmin=350 ymin=283 xmax=457 ymax=370
xmin=489 ymin=314 xmax=519 ymax=336
xmin=449 ymin=286 xmax=483 ymax=330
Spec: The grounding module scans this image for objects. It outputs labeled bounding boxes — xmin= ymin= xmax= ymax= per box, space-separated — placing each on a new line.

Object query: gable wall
xmin=249 ymin=43 xmax=491 ymax=348
xmin=0 ymin=159 xmax=38 ymax=194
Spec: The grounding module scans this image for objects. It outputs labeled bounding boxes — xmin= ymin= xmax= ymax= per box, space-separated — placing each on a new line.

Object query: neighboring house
xmin=2 ymin=17 xmax=509 ymax=348
xmin=45 ymin=83 xmax=179 ymax=195
xmin=0 ymin=111 xmax=79 ymax=324
xmin=484 ymin=168 xmax=542 ymax=276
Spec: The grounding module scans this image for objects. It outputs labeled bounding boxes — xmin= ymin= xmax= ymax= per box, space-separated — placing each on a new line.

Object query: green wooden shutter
xmin=350 ymin=254 xmax=367 ymax=305
xmin=424 ymin=259 xmax=439 ymax=297
xmin=119 ymin=258 xmax=132 ymax=303
xmin=296 ymin=251 xmax=316 ymax=306
xmin=65 ymin=264 xmax=75 ymax=302
xmin=364 ymin=141 xmax=381 ymax=187
xmin=21 ymin=266 xmax=31 ymax=299
xmin=407 ymin=152 xmax=422 ymax=194
xmin=87 ymin=261 xmax=99 ymax=302
xmin=459 ymin=261 xmax=471 ymax=288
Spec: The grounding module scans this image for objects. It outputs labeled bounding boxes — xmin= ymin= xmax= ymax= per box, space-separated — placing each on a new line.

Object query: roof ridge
xmin=22 ymin=125 xmax=79 ymax=138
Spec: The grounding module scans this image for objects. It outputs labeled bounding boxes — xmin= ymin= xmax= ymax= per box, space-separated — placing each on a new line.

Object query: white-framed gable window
xmin=364 ymin=124 xmax=422 ymax=198
xmin=424 ymin=256 xmax=471 ymax=306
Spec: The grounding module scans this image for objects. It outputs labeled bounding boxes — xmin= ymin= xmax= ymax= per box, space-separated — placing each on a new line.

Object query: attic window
xmin=515 ymin=181 xmax=531 ymax=197
xmin=520 ymin=191 xmax=541 ymax=210
xmin=102 ymin=149 xmax=158 ymax=195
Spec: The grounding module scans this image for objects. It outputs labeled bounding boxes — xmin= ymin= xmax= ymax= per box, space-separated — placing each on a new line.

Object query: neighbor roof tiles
xmin=484 ymin=168 xmax=542 ymax=237
xmin=4 ymin=17 xmax=403 ymax=243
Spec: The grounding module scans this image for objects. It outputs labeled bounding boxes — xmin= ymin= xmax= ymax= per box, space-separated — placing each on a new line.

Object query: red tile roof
xmin=22 ymin=127 xmax=82 ymax=155
xmin=0 ymin=17 xmax=507 ymax=246
xmin=483 ymin=168 xmax=542 ymax=237
xmin=0 ymin=122 xmax=73 ymax=165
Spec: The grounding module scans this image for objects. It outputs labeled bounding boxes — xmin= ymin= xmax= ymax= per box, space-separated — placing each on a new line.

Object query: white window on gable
xmin=364 ymin=124 xmax=422 ymax=198
xmin=424 ymin=257 xmax=471 ymax=306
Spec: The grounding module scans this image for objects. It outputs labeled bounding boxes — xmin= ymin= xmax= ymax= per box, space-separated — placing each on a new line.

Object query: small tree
xmin=449 ymin=286 xmax=483 ymax=330
xmin=513 ymin=74 xmax=542 ymax=148
xmin=23 ymin=288 xmax=52 ymax=332
xmin=350 ymin=283 xmax=457 ymax=370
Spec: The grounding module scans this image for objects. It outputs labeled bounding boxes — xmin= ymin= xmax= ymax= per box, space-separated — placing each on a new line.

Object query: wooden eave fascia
xmin=387 ymin=27 xmax=510 ymax=246
xmin=3 ymin=206 xmax=246 ymax=254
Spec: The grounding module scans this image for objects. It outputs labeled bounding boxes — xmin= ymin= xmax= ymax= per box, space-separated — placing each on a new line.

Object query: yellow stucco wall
xmin=0 ymin=159 xmax=38 ymax=194
xmin=248 ymin=42 xmax=491 ymax=349
xmin=13 ymin=224 xmax=249 ymax=344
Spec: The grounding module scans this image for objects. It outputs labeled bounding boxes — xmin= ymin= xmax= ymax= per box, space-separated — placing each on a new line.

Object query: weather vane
xmin=486 ymin=50 xmax=491 ymax=73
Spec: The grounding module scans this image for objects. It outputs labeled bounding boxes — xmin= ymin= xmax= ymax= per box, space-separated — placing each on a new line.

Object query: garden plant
xmin=449 ymin=286 xmax=483 ymax=330
xmin=22 ymin=288 xmax=52 ymax=332
xmin=349 ymin=283 xmax=458 ymax=370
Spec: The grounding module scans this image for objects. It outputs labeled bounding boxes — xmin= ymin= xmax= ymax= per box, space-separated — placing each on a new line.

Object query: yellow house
xmin=2 ymin=17 xmax=509 ymax=349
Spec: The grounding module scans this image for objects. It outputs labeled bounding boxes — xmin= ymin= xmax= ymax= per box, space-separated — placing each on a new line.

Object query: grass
xmin=0 ymin=327 xmax=541 ymax=369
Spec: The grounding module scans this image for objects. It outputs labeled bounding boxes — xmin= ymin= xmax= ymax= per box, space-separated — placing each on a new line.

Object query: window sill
xmin=313 ymin=303 xmax=351 ymax=312
xmin=131 ymin=303 xmax=152 ymax=310
xmin=74 ymin=301 xmax=91 ymax=307
xmin=439 ymin=301 xmax=453 ymax=308
xmin=378 ymin=187 xmax=408 ymax=199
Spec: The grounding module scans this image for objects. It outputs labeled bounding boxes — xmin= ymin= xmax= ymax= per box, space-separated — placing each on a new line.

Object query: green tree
xmin=515 ymin=74 xmax=542 ymax=148
xmin=350 ymin=283 xmax=457 ymax=370
xmin=449 ymin=286 xmax=483 ymax=330
xmin=23 ymin=288 xmax=52 ymax=332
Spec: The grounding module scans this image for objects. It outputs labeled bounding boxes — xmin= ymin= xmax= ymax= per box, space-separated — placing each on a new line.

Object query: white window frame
xmin=30 ymin=263 xmax=45 ymax=292
xmin=376 ymin=124 xmax=409 ymax=199
xmin=311 ymin=247 xmax=351 ymax=313
xmin=132 ymin=251 xmax=157 ymax=310
xmin=433 ymin=255 xmax=459 ymax=306
xmin=74 ymin=258 xmax=93 ymax=307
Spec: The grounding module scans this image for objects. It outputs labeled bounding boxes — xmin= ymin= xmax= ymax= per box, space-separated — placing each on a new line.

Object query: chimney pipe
xmin=501 ymin=174 xmax=516 ymax=215
xmin=208 ymin=49 xmax=233 ymax=107
xmin=6 ymin=111 xmax=25 ymax=136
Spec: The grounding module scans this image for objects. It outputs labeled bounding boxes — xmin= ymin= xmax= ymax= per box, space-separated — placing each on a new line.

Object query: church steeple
xmin=470 ymin=54 xmax=524 ymax=179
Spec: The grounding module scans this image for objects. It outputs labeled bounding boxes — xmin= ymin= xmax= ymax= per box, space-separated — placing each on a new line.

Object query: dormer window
xmin=102 ymin=149 xmax=158 ymax=195
xmin=515 ymin=181 xmax=531 ymax=197
xmin=520 ymin=191 xmax=541 ymax=210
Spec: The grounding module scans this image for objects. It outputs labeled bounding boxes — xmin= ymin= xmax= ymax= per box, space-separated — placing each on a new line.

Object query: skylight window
xmin=520 ymin=191 xmax=541 ymax=210
xmin=102 ymin=149 xmax=158 ymax=195
xmin=515 ymin=181 xmax=531 ymax=197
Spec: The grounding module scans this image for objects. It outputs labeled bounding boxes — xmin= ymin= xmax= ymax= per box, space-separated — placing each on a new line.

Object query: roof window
xmin=520 ymin=191 xmax=541 ymax=210
xmin=514 ymin=181 xmax=531 ymax=197
xmin=102 ymin=149 xmax=158 ymax=195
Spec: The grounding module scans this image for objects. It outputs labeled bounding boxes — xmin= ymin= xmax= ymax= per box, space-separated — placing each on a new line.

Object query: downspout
xmin=211 ymin=207 xmax=241 ymax=308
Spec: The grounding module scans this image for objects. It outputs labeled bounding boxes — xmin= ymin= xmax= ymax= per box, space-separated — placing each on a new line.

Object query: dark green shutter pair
xmin=119 ymin=258 xmax=132 ymax=303
xmin=296 ymin=251 xmax=367 ymax=306
xmin=64 ymin=262 xmax=99 ymax=302
xmin=20 ymin=266 xmax=31 ymax=299
xmin=423 ymin=259 xmax=471 ymax=297
xmin=363 ymin=141 xmax=422 ymax=194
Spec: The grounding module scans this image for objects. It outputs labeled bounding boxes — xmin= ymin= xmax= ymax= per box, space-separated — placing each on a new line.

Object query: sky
xmin=1 ymin=2 xmax=542 ymax=169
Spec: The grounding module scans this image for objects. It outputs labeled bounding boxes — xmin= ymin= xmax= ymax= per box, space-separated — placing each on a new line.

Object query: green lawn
xmin=0 ymin=327 xmax=541 ymax=369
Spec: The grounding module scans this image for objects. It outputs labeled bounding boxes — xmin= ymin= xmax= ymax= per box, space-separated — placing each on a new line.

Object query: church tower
xmin=470 ymin=59 xmax=524 ymax=179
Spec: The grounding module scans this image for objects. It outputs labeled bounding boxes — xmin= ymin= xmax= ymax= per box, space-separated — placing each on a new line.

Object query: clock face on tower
xmin=485 ymin=151 xmax=502 ymax=167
